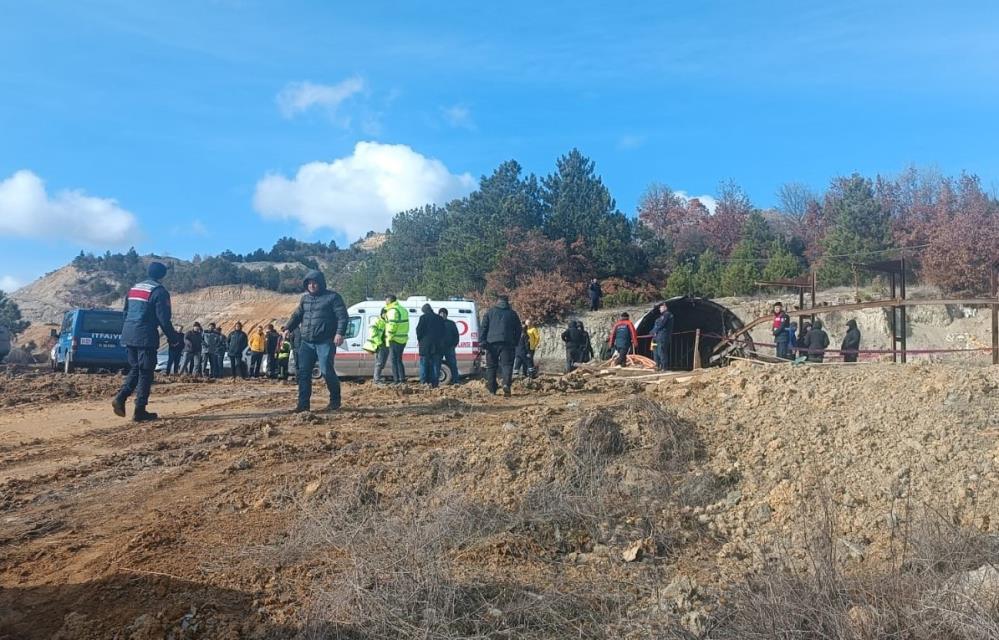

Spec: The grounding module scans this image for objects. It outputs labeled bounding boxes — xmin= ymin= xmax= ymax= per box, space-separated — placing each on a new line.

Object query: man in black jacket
xmin=804 ymin=318 xmax=830 ymax=363
xmin=438 ymin=308 xmax=460 ymax=385
xmin=561 ymin=320 xmax=586 ymax=373
xmin=264 ymin=324 xmax=280 ymax=378
xmin=416 ymin=303 xmax=446 ymax=387
xmin=167 ymin=324 xmax=184 ymax=375
xmin=182 ymin=322 xmax=203 ymax=376
xmin=588 ymin=279 xmax=602 ymax=311
xmin=840 ymin=319 xmax=861 ymax=363
xmin=479 ymin=295 xmax=522 ymax=396
xmin=112 ymin=262 xmax=182 ymax=422
xmin=227 ymin=322 xmax=249 ymax=379
xmin=285 ymin=270 xmax=348 ymax=412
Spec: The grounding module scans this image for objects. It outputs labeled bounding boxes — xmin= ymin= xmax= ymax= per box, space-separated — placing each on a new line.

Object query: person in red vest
xmin=608 ymin=312 xmax=638 ymax=366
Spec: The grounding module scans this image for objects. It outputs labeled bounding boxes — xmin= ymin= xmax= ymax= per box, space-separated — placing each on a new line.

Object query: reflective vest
xmin=384 ymin=302 xmax=410 ymax=346
xmin=363 ymin=316 xmax=387 ymax=353
xmin=276 ymin=339 xmax=291 ymax=360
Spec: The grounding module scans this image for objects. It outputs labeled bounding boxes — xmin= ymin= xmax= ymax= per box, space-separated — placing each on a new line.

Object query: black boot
xmin=112 ymin=398 xmax=126 ymax=417
xmin=133 ymin=407 xmax=159 ymax=422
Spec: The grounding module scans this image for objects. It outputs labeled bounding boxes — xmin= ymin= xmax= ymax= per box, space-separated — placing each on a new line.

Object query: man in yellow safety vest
xmin=384 ymin=295 xmax=409 ymax=384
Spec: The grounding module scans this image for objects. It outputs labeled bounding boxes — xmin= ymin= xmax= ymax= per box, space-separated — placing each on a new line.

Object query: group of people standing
xmin=771 ymin=301 xmax=863 ymax=363
xmin=163 ymin=321 xmax=295 ymax=381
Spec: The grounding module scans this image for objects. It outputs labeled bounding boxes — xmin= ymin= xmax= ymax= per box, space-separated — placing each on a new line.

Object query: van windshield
xmin=81 ymin=314 xmax=124 ymax=334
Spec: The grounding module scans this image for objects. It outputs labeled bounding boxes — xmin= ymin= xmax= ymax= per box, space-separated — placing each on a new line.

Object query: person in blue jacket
xmin=112 ymin=262 xmax=182 ymax=422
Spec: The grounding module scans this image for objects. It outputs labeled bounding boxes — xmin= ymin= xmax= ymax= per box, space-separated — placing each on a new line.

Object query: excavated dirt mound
xmin=0 ymin=363 xmax=996 ymax=638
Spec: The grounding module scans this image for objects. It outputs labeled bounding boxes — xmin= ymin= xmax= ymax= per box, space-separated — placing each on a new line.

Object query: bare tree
xmin=776 ymin=182 xmax=818 ymax=225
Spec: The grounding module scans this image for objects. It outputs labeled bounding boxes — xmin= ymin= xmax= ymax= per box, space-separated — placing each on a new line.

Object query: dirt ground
xmin=1 ymin=362 xmax=996 ymax=639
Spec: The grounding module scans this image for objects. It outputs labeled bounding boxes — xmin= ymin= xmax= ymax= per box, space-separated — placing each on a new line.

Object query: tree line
xmin=63 ymin=152 xmax=999 ymax=325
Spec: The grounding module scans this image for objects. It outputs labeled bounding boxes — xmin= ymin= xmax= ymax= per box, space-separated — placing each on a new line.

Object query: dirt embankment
xmin=0 ymin=359 xmax=996 ymax=638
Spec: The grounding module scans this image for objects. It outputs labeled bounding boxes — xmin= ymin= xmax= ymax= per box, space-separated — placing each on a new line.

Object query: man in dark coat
xmin=264 ymin=324 xmax=280 ymax=378
xmin=202 ymin=322 xmax=223 ymax=378
xmin=112 ymin=261 xmax=182 ymax=422
xmin=182 ymin=322 xmax=203 ymax=376
xmin=227 ymin=322 xmax=249 ymax=379
xmin=438 ymin=308 xmax=461 ymax=385
xmin=416 ymin=303 xmax=446 ymax=387
xmin=804 ymin=318 xmax=830 ymax=363
xmin=841 ymin=319 xmax=862 ymax=363
xmin=588 ymin=278 xmax=603 ymax=311
xmin=285 ymin=270 xmax=349 ymax=412
xmin=479 ymin=295 xmax=522 ymax=397
xmin=652 ymin=303 xmax=675 ymax=371
xmin=166 ymin=324 xmax=184 ymax=375
xmin=561 ymin=320 xmax=585 ymax=372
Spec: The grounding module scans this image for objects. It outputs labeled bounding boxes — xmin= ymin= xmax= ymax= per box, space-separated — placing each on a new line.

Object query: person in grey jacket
xmin=284 ymin=270 xmax=348 ymax=412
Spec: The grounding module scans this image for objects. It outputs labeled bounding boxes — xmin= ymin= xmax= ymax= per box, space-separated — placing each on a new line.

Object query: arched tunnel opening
xmin=634 ymin=296 xmax=752 ymax=371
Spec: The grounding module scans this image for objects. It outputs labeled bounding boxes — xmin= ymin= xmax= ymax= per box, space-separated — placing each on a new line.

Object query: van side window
xmin=344 ymin=317 xmax=362 ymax=339
xmin=60 ymin=314 xmax=73 ymax=334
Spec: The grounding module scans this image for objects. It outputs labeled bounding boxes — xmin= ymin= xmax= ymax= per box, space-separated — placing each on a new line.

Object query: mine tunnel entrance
xmin=634 ymin=296 xmax=751 ymax=371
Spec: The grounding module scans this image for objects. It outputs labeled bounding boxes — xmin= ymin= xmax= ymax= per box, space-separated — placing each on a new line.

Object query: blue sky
xmin=2 ymin=0 xmax=998 ymax=290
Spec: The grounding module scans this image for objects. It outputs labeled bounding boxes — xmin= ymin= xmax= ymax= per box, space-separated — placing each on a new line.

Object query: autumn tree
xmin=703 ymin=180 xmax=753 ymax=257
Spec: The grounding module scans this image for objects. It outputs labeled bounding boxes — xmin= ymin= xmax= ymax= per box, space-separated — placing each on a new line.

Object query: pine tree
xmin=818 ymin=174 xmax=890 ymax=286
xmin=762 ymin=238 xmax=803 ymax=282
xmin=0 ymin=291 xmax=30 ymax=336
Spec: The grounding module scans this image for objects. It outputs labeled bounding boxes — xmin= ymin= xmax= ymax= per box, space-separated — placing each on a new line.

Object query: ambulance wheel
xmin=439 ymin=363 xmax=454 ymax=386
xmin=312 ymin=364 xmax=322 ymax=380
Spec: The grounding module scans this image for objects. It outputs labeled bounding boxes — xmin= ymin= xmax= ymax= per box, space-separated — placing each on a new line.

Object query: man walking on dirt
xmin=285 ymin=270 xmax=348 ymax=412
xmin=479 ymin=295 xmax=522 ymax=397
xmin=112 ymin=261 xmax=182 ymax=422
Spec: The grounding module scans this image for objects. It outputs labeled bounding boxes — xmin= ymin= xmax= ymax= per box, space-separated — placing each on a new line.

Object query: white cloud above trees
xmin=0 ymin=170 xmax=139 ymax=246
xmin=253 ymin=141 xmax=476 ymax=240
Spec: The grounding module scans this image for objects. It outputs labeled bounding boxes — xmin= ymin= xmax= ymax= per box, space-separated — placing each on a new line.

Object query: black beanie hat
xmin=148 ymin=261 xmax=167 ymax=280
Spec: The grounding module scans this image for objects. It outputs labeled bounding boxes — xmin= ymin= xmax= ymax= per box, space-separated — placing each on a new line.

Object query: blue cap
xmin=147 ymin=261 xmax=167 ymax=280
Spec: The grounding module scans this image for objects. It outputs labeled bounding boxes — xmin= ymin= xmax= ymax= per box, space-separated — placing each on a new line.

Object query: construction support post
xmin=992 ymin=267 xmax=998 ymax=366
xmin=692 ymin=329 xmax=702 ymax=370
xmin=899 ymin=255 xmax=907 ymax=363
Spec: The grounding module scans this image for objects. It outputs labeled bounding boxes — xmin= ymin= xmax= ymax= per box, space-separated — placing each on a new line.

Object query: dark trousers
xmin=182 ymin=351 xmax=201 ymax=375
xmin=441 ymin=348 xmax=459 ymax=384
xmin=374 ymin=346 xmax=389 ymax=382
xmin=230 ymin=354 xmax=247 ymax=379
xmin=514 ymin=349 xmax=534 ymax=377
xmin=419 ymin=352 xmax=440 ymax=387
xmin=484 ymin=343 xmax=515 ymax=394
xmin=654 ymin=334 xmax=671 ymax=370
xmin=589 ymin=296 xmax=600 ymax=311
xmin=166 ymin=347 xmax=183 ymax=374
xmin=249 ymin=352 xmax=264 ymax=377
xmin=389 ymin=342 xmax=406 ymax=383
xmin=265 ymin=350 xmax=277 ymax=377
xmin=277 ymin=357 xmax=290 ymax=379
xmin=614 ymin=343 xmax=630 ymax=366
xmin=206 ymin=352 xmax=222 ymax=378
xmin=116 ymin=347 xmax=157 ymax=409
xmin=843 ymin=353 xmax=858 ymax=363
xmin=776 ymin=338 xmax=791 ymax=360
xmin=566 ymin=348 xmax=576 ymax=373
xmin=296 ymin=341 xmax=340 ymax=409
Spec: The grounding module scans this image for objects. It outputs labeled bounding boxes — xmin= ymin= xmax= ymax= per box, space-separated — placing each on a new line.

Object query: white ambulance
xmin=334 ymin=296 xmax=481 ymax=384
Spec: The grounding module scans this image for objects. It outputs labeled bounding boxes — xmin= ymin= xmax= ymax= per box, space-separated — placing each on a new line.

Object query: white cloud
xmin=676 ymin=190 xmax=718 ymax=214
xmin=253 ymin=141 xmax=476 ymax=240
xmin=0 ymin=275 xmax=22 ymax=292
xmin=0 ymin=170 xmax=140 ymax=246
xmin=617 ymin=134 xmax=645 ymax=150
xmin=277 ymin=77 xmax=366 ymax=123
xmin=441 ymin=104 xmax=475 ymax=130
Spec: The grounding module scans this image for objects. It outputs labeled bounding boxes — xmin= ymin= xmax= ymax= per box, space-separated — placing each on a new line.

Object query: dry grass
xmin=710 ymin=499 xmax=999 ymax=640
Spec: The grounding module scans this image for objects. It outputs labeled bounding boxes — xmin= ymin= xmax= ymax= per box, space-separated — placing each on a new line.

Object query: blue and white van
xmin=50 ymin=309 xmax=128 ymax=373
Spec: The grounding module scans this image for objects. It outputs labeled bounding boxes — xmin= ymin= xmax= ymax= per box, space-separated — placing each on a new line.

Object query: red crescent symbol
xmin=456 ymin=320 xmax=469 ymax=335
